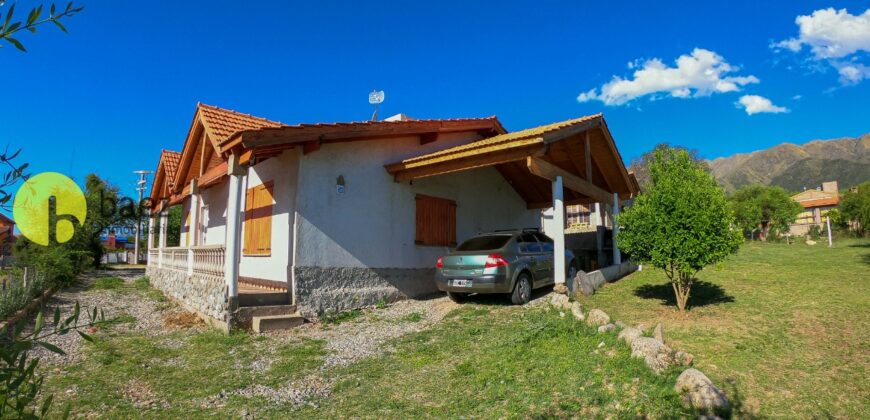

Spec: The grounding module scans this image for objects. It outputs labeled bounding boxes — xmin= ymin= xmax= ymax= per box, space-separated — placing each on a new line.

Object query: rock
xmin=614 ymin=320 xmax=627 ymax=329
xmin=805 ymin=240 xmax=816 ymax=246
xmin=598 ymin=323 xmax=616 ymax=333
xmin=674 ymin=368 xmax=730 ymax=414
xmin=549 ymin=293 xmax=571 ymax=310
xmin=559 ymin=311 xmax=565 ymax=318
xmin=631 ymin=337 xmax=677 ymax=373
xmin=653 ymin=323 xmax=664 ymax=342
xmin=570 ymin=302 xmax=585 ymax=321
xmin=636 ymin=323 xmax=648 ymax=333
xmin=586 ymin=309 xmax=610 ymax=326
xmin=675 ymin=351 xmax=694 ymax=366
xmin=618 ymin=327 xmax=642 ymax=345
xmin=553 ymin=283 xmax=569 ymax=295
xmin=597 ymin=341 xmax=605 ymax=348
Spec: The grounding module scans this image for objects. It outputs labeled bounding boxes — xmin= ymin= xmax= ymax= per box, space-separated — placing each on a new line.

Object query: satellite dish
xmin=369 ymin=90 xmax=385 ymax=104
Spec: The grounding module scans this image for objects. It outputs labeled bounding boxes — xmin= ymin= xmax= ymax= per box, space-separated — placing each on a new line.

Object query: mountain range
xmin=707 ymin=132 xmax=870 ymax=193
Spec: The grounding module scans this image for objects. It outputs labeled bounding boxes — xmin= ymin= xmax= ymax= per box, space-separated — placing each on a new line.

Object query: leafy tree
xmin=729 ymin=185 xmax=803 ymax=240
xmin=1 ymin=303 xmax=113 ymax=418
xmin=618 ymin=147 xmax=741 ymax=313
xmin=1 ymin=1 xmax=83 ymax=52
xmin=628 ymin=143 xmax=707 ymax=190
xmin=840 ymin=181 xmax=870 ymax=236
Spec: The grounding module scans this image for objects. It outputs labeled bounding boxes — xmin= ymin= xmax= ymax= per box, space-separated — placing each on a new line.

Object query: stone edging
xmin=0 ymin=286 xmax=59 ymax=332
xmin=549 ymin=294 xmax=731 ymax=417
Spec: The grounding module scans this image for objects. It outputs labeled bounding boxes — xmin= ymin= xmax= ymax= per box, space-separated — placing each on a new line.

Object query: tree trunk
xmin=672 ymin=272 xmax=693 ymax=314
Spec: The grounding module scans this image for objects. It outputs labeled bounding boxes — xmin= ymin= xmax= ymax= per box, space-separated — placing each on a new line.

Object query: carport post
xmin=224 ymin=153 xmax=246 ymax=299
xmin=553 ymin=176 xmax=566 ymax=285
xmin=612 ymin=193 xmax=621 ymax=265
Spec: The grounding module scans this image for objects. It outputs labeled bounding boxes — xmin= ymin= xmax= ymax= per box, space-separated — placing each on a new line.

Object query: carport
xmin=385 ymin=114 xmax=641 ymax=287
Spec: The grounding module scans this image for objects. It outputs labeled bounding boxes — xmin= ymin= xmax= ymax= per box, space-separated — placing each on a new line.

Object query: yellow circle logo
xmin=12 ymin=172 xmax=87 ymax=246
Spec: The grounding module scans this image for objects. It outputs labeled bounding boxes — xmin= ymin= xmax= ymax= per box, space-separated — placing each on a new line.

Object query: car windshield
xmin=456 ymin=235 xmax=511 ymax=251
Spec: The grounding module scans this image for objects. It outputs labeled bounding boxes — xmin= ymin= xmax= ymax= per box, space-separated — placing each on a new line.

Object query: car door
xmin=534 ymin=232 xmax=555 ymax=285
xmin=517 ymin=233 xmax=547 ymax=284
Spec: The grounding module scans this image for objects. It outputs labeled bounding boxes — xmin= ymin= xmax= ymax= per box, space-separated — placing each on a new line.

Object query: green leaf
xmin=53 ymin=19 xmax=67 ymax=33
xmin=34 ymin=311 xmax=44 ymax=336
xmin=4 ymin=4 xmax=15 ymax=30
xmin=51 ymin=3 xmax=57 ymax=17
xmin=5 ymin=36 xmax=25 ymax=52
xmin=76 ymin=330 xmax=93 ymax=342
xmin=37 ymin=341 xmax=65 ymax=355
xmin=41 ymin=394 xmax=54 ymax=416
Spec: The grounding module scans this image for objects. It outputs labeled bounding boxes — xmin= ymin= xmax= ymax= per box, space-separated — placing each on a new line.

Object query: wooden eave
xmin=220 ymin=118 xmax=506 ymax=162
xmin=384 ymin=115 xmax=639 ymax=209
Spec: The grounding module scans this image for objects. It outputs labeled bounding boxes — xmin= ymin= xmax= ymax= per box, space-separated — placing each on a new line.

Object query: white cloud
xmin=773 ymin=8 xmax=870 ymax=84
xmin=577 ymin=48 xmax=759 ymax=106
xmin=737 ymin=95 xmax=789 ymax=115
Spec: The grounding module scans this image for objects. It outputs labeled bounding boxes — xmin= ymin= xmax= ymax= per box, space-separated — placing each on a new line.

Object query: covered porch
xmin=385 ymin=114 xmax=640 ymax=290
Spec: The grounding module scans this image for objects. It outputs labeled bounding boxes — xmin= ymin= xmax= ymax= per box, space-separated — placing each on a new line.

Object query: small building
xmin=145 ymin=103 xmax=639 ymax=331
xmin=790 ymin=181 xmax=839 ymax=236
xmin=0 ymin=213 xmax=15 ymax=256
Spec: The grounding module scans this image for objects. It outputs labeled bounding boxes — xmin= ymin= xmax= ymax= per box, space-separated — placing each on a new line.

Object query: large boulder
xmin=586 ymin=309 xmax=611 ymax=326
xmin=675 ymin=368 xmax=730 ymax=415
xmin=630 ymin=337 xmax=677 ymax=373
xmin=570 ymin=302 xmax=585 ymax=321
xmin=618 ymin=326 xmax=643 ymax=345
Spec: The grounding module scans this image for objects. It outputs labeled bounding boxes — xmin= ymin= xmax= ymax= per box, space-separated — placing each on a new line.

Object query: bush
xmin=0 ymin=273 xmax=46 ymax=320
xmin=808 ymin=225 xmax=822 ymax=241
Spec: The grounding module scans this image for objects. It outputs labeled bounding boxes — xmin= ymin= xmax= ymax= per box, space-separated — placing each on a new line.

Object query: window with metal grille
xmin=243 ymin=181 xmax=274 ymax=255
xmin=415 ymin=194 xmax=456 ymax=246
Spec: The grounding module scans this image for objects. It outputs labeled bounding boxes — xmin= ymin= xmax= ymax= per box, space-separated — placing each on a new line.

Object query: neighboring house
xmin=790 ymin=181 xmax=839 ymax=236
xmin=0 ymin=213 xmax=15 ymax=256
xmin=145 ymin=103 xmax=639 ymax=331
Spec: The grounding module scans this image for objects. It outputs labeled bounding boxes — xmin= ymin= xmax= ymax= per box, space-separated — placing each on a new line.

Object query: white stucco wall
xmin=237 ymin=150 xmax=299 ymax=282
xmin=199 ymin=180 xmax=228 ymax=246
xmin=293 ymin=133 xmax=540 ymax=270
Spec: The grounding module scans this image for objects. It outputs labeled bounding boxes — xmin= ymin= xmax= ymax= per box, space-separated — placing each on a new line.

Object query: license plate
xmin=452 ymin=279 xmax=472 ymax=288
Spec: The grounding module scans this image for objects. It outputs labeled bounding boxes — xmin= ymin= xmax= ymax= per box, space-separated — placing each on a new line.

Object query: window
xmin=243 ymin=181 xmax=274 ymax=255
xmin=415 ymin=194 xmax=456 ymax=246
xmin=198 ymin=205 xmax=209 ymax=244
xmin=456 ymin=235 xmax=511 ymax=251
xmin=518 ymin=233 xmax=541 ymax=253
xmin=566 ymin=204 xmax=591 ymax=227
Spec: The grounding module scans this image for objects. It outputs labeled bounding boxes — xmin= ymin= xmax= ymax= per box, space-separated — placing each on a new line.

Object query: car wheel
xmin=510 ymin=272 xmax=532 ymax=305
xmin=447 ymin=291 xmax=467 ymax=303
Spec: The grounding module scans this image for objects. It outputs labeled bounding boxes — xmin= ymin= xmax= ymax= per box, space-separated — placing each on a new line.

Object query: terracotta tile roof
xmin=198 ymin=103 xmax=285 ymax=143
xmin=391 ymin=114 xmax=601 ymax=167
xmin=160 ymin=150 xmax=181 ymax=185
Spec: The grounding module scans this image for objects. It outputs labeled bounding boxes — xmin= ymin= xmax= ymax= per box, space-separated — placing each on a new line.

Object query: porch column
xmin=187 ymin=179 xmax=200 ymax=276
xmin=594 ymin=203 xmax=606 ymax=267
xmin=147 ymin=215 xmax=155 ymax=250
xmin=224 ymin=153 xmax=246 ymax=299
xmin=158 ymin=200 xmax=168 ymax=268
xmin=612 ymin=193 xmax=621 ymax=265
xmin=553 ymin=176 xmax=566 ymax=285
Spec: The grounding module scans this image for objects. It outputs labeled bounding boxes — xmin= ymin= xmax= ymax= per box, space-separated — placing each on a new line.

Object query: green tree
xmin=729 ymin=185 xmax=803 ymax=240
xmin=1 ymin=1 xmax=83 ymax=52
xmin=840 ymin=181 xmax=870 ymax=236
xmin=617 ymin=147 xmax=741 ymax=313
xmin=628 ymin=143 xmax=707 ymax=190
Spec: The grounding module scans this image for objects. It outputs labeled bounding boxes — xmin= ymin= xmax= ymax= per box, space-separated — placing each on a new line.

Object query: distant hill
xmin=707 ymin=133 xmax=870 ymax=193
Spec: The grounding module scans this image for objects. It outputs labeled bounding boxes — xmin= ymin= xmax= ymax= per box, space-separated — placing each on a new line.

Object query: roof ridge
xmin=198 ymin=103 xmax=288 ymax=127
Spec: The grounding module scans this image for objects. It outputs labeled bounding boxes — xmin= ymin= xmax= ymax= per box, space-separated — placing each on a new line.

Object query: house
xmin=145 ymin=103 xmax=639 ymax=331
xmin=0 ymin=213 xmax=15 ymax=257
xmin=789 ymin=181 xmax=839 ymax=236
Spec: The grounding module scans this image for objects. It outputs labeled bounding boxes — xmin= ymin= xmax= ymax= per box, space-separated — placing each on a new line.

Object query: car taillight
xmin=485 ymin=253 xmax=509 ymax=268
xmin=436 ymin=257 xmax=444 ymax=268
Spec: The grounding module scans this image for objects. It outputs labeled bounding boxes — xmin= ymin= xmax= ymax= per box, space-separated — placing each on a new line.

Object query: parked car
xmin=435 ymin=229 xmax=579 ymax=304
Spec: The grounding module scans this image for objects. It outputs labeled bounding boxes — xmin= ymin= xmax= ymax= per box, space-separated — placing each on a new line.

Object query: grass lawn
xmin=580 ymin=239 xmax=870 ymax=418
xmin=40 ymin=284 xmax=699 ymax=418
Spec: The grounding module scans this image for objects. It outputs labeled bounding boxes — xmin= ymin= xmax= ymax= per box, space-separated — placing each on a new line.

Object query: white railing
xmin=163 ymin=247 xmax=188 ymax=272
xmin=191 ymin=244 xmax=225 ymax=278
xmin=147 ymin=249 xmax=159 ymax=266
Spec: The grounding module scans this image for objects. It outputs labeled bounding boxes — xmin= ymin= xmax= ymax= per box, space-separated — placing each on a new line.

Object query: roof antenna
xmin=369 ymin=90 xmax=384 ymax=122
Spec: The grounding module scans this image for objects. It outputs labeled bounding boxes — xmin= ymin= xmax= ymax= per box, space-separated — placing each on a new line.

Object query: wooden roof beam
xmin=391 ymin=146 xmax=541 ymax=182
xmin=526 ymin=157 xmax=612 ymax=204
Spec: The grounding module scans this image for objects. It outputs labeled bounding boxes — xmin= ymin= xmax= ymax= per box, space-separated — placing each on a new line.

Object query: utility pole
xmin=132 ymin=170 xmax=152 ymax=264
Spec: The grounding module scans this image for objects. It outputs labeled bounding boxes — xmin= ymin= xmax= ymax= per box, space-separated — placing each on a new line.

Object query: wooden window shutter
xmin=415 ymin=194 xmax=456 ymax=246
xmin=243 ymin=181 xmax=274 ymax=255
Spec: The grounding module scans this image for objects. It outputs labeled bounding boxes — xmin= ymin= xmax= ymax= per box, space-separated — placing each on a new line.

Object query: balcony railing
xmin=147 ymin=249 xmax=159 ymax=266
xmin=163 ymin=246 xmax=188 ymax=272
xmin=191 ymin=244 xmax=225 ymax=277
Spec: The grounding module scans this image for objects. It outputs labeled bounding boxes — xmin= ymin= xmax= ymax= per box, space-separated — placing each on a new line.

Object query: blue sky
xmin=3 ymin=0 xmax=869 ymax=201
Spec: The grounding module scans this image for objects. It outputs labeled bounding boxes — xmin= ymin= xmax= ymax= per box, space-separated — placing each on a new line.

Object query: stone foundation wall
xmin=293 ymin=266 xmax=438 ymax=317
xmin=146 ymin=267 xmax=230 ymax=329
